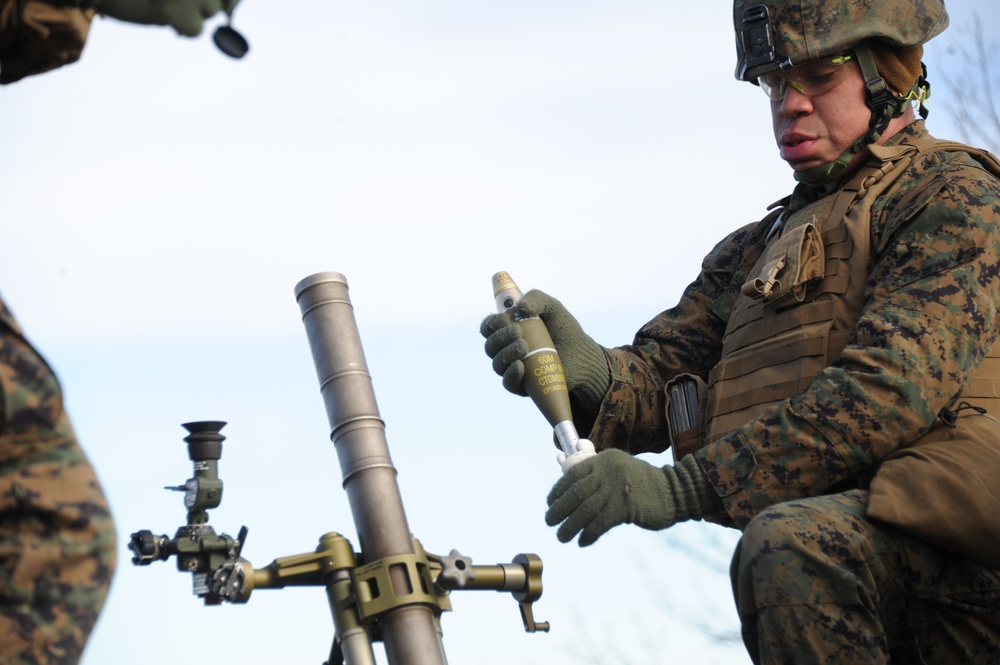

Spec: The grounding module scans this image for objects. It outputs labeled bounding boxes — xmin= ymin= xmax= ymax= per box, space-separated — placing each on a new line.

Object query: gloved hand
xmin=480 ymin=289 xmax=611 ymax=408
xmin=545 ymin=449 xmax=719 ymax=546
xmin=90 ymin=0 xmax=240 ymax=36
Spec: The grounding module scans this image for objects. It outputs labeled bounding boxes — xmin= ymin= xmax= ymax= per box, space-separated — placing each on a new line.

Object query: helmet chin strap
xmin=793 ymin=134 xmax=870 ymax=188
xmin=794 ymin=42 xmax=916 ymax=188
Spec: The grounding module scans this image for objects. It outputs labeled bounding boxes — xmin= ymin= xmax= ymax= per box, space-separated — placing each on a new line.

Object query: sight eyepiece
xmin=182 ymin=421 xmax=226 ymax=461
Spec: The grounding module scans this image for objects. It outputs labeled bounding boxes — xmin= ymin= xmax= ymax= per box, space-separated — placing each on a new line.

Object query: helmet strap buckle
xmin=853 ymin=42 xmax=906 ymax=144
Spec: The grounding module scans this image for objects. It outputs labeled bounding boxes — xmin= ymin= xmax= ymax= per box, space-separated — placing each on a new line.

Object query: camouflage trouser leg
xmin=0 ymin=442 xmax=117 ymax=665
xmin=731 ymin=489 xmax=1000 ymax=665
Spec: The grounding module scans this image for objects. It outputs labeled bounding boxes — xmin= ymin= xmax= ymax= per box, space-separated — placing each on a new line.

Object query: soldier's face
xmin=769 ymin=58 xmax=870 ymax=173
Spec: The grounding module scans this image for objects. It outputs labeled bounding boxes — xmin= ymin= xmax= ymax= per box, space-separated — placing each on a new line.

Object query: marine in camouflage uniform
xmin=1 ymin=0 xmax=243 ymax=661
xmin=587 ymin=116 xmax=1000 ymax=662
xmin=482 ymin=0 xmax=1000 ymax=662
xmin=0 ymin=298 xmax=116 ymax=663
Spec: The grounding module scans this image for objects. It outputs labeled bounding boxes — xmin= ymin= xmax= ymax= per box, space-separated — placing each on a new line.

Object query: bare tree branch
xmin=937 ymin=11 xmax=1000 ymax=152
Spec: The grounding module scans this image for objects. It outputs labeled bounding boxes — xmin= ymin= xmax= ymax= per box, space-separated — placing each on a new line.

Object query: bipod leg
xmin=328 ymin=567 xmax=377 ymax=665
xmin=325 ymin=639 xmax=343 ymax=665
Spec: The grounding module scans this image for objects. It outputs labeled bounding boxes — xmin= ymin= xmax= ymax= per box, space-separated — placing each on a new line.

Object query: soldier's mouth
xmin=779 ymin=134 xmax=820 ymax=164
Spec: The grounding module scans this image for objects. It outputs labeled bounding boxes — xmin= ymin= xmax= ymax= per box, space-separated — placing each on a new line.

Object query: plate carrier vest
xmin=669 ymin=136 xmax=1000 ymax=460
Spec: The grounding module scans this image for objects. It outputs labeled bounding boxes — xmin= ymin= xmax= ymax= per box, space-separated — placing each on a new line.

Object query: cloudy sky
xmin=3 ymin=1 xmax=998 ymax=663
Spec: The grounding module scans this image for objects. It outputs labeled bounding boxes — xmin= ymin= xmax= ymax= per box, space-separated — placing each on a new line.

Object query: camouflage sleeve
xmin=0 ymin=0 xmax=95 ymax=84
xmin=695 ymin=150 xmax=1000 ymax=528
xmin=585 ymin=219 xmax=771 ymax=454
xmin=0 ymin=297 xmax=117 ymax=660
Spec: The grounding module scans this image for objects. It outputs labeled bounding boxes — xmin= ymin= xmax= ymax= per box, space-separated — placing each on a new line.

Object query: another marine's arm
xmin=0 ymin=0 xmax=240 ymax=83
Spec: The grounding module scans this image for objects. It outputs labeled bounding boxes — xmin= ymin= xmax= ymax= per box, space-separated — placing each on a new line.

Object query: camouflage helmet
xmin=734 ymin=0 xmax=949 ymax=82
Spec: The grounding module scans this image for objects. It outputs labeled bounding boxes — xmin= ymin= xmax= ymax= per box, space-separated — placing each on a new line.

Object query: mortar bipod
xmin=203 ymin=534 xmax=550 ymax=664
xmin=128 ymin=422 xmax=548 ymax=665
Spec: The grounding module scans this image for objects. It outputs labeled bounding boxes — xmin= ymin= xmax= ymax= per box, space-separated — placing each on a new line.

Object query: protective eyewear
xmin=758 ymin=54 xmax=855 ymax=101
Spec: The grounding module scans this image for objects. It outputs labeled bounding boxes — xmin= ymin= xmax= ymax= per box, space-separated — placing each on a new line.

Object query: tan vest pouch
xmin=868 ymin=410 xmax=1000 ymax=568
xmin=741 ymin=222 xmax=826 ymax=309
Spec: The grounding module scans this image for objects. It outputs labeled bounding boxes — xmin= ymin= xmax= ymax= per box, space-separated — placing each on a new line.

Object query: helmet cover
xmin=734 ymin=0 xmax=949 ymax=81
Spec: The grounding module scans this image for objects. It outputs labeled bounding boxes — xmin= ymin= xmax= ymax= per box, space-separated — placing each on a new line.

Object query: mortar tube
xmin=295 ymin=272 xmax=447 ymax=665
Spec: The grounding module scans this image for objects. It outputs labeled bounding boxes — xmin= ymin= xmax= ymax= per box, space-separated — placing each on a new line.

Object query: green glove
xmin=480 ymin=289 xmax=611 ymax=407
xmin=545 ymin=449 xmax=720 ymax=546
xmin=89 ymin=0 xmax=240 ymax=36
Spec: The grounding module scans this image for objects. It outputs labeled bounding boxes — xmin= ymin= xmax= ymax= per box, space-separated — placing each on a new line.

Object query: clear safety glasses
xmin=758 ymin=54 xmax=856 ymax=101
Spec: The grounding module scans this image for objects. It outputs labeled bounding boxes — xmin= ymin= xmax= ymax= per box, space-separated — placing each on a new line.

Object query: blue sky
xmin=3 ymin=1 xmax=998 ymax=663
